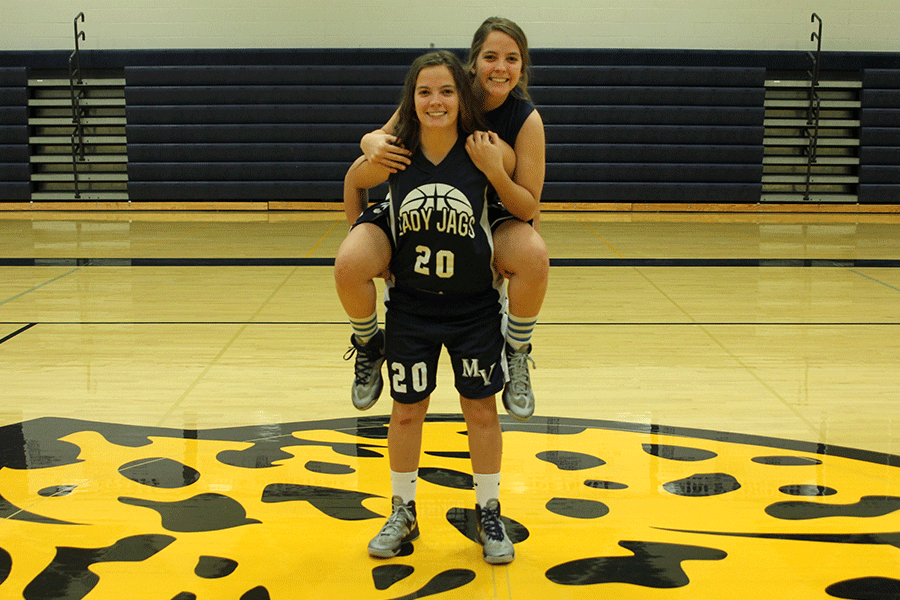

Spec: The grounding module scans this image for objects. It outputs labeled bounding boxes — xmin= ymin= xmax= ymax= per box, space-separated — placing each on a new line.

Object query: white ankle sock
xmin=391 ymin=469 xmax=418 ymax=505
xmin=473 ymin=472 xmax=501 ymax=507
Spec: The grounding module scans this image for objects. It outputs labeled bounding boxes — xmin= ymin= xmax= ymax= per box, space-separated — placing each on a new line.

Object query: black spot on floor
xmin=419 ymin=467 xmax=473 ymax=490
xmin=392 ymin=569 xmax=476 ymax=599
xmin=653 ymin=527 xmax=900 ymax=551
xmin=537 ymin=450 xmax=605 ymax=471
xmin=766 ymin=496 xmax=900 ymax=520
xmin=216 ymin=438 xmax=384 ymax=470
xmin=663 ymin=473 xmax=741 ymax=497
xmin=643 ymin=444 xmax=717 ymax=462
xmin=584 ymin=480 xmax=628 ymax=490
xmin=119 ymin=457 xmax=200 ymax=488
xmin=423 ymin=451 xmax=470 ymax=459
xmin=240 ymin=586 xmax=270 ymax=600
xmin=261 ymin=484 xmax=382 ymax=520
xmin=38 ymin=485 xmax=77 ymax=497
xmin=779 ymin=484 xmax=837 ymax=497
xmin=304 ymin=460 xmax=355 ymax=475
xmin=546 ymin=497 xmax=609 ymax=519
xmin=195 ymin=556 xmax=238 ymax=579
xmin=752 ymin=455 xmax=823 ymax=466
xmin=0 ymin=546 xmax=11 ymax=587
xmin=23 ymin=534 xmax=175 ymax=600
xmin=826 ymin=577 xmax=900 ymax=599
xmin=372 ymin=564 xmax=414 ymax=590
xmin=0 ymin=492 xmax=79 ymax=525
xmin=118 ymin=493 xmax=261 ymax=532
xmin=545 ymin=541 xmax=727 ymax=588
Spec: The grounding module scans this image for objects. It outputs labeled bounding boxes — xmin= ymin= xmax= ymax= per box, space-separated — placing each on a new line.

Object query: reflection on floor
xmin=2 ymin=415 xmax=898 ymax=600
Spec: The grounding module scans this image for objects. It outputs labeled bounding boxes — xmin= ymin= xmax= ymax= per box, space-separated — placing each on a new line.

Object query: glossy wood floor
xmin=2 ymin=209 xmax=900 ymax=600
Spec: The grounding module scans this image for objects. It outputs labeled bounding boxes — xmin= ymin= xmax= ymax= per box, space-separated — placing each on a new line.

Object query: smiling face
xmin=414 ymin=65 xmax=459 ymax=131
xmin=472 ymin=30 xmax=523 ymax=109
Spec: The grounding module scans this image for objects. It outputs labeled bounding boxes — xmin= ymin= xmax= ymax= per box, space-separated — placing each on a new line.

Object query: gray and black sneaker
xmin=476 ymin=499 xmax=515 ymax=564
xmin=368 ymin=496 xmax=419 ymax=558
xmin=502 ymin=342 xmax=535 ymax=421
xmin=344 ymin=329 xmax=385 ymax=410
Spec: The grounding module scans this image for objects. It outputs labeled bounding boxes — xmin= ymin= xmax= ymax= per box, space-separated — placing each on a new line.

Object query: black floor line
xmin=0 ymin=323 xmax=36 ymax=345
xmin=3 ymin=258 xmax=900 ymax=268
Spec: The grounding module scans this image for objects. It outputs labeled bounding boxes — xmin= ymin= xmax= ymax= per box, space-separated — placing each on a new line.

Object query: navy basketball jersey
xmin=484 ymin=93 xmax=535 ymax=147
xmin=386 ymin=137 xmax=502 ymax=298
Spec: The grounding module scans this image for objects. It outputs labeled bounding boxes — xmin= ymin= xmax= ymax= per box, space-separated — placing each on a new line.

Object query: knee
xmin=515 ymin=231 xmax=549 ymax=282
xmin=392 ymin=401 xmax=428 ymax=427
xmin=334 ymin=234 xmax=382 ymax=287
xmin=527 ymin=233 xmax=550 ymax=277
xmin=495 ymin=225 xmax=549 ymax=279
xmin=333 ymin=247 xmax=362 ymax=288
xmin=461 ymin=397 xmax=499 ymax=429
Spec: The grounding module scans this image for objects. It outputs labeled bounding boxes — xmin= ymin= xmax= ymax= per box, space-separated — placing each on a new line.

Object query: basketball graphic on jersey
xmin=399 ymin=183 xmax=473 ymax=219
xmin=397 ymin=183 xmax=476 ymax=238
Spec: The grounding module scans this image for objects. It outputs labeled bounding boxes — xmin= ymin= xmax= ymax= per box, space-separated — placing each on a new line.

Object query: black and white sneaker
xmin=344 ymin=329 xmax=385 ymax=410
xmin=476 ymin=499 xmax=515 ymax=564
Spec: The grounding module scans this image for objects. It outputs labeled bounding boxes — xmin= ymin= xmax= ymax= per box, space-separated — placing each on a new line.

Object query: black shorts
xmin=384 ymin=287 xmax=506 ymax=404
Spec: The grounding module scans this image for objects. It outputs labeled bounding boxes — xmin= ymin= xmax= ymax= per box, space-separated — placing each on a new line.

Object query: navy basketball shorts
xmin=352 ymin=200 xmax=395 ymax=250
xmin=384 ymin=302 xmax=506 ymax=405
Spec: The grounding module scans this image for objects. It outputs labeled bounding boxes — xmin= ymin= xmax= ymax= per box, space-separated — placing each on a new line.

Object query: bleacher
xmin=0 ymin=67 xmax=29 ymax=201
xmin=1 ymin=48 xmax=898 ymax=207
xmin=859 ymin=69 xmax=900 ymax=204
xmin=125 ymin=62 xmax=409 ymax=201
xmin=531 ymin=64 xmax=765 ymax=203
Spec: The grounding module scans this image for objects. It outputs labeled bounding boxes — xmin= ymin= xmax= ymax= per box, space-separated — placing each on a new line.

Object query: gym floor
xmin=1 ymin=209 xmax=899 ymax=600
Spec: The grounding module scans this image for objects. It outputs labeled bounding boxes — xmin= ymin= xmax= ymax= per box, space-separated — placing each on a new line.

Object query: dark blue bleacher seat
xmin=859 ymin=69 xmax=900 ymax=204
xmin=125 ymin=59 xmax=768 ymax=204
xmin=0 ymin=67 xmax=29 ymax=201
xmin=531 ymin=65 xmax=765 ymax=203
xmin=125 ymin=64 xmax=406 ymax=201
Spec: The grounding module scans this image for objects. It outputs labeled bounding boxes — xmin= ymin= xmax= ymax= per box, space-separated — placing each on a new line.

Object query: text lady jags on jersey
xmin=397 ymin=183 xmax=478 ymax=240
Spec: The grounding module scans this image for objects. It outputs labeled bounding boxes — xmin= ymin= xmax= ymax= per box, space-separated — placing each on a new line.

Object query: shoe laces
xmin=507 ymin=350 xmax=536 ymax=394
xmin=343 ymin=341 xmax=382 ymax=385
xmin=480 ymin=505 xmax=506 ymax=542
xmin=379 ymin=503 xmax=414 ymax=537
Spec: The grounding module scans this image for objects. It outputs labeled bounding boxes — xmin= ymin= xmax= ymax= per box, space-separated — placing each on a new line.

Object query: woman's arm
xmin=465 ymin=110 xmax=545 ymax=223
xmin=359 ymin=109 xmax=411 ymax=173
xmin=512 ymin=110 xmax=546 ymax=229
xmin=343 ymin=155 xmax=392 ymax=226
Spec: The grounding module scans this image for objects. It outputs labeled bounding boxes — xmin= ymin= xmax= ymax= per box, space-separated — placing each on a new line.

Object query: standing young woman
xmin=342 ymin=50 xmax=516 ymax=564
xmin=335 ymin=17 xmax=549 ymax=422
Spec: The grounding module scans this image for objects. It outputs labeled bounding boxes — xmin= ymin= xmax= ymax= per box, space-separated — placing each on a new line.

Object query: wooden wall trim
xmin=1 ymin=201 xmax=899 ymax=214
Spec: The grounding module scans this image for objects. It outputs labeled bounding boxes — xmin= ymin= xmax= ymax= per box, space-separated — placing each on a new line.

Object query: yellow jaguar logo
xmin=1 ymin=416 xmax=898 ymax=599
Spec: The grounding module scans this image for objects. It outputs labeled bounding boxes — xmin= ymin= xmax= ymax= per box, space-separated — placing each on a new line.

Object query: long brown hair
xmin=466 ymin=16 xmax=532 ymax=102
xmin=394 ymin=50 xmax=486 ymax=154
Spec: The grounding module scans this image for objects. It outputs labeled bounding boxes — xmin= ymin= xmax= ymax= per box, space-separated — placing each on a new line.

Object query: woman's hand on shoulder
xmin=465 ymin=130 xmax=511 ymax=178
xmin=361 ymin=129 xmax=412 ymax=173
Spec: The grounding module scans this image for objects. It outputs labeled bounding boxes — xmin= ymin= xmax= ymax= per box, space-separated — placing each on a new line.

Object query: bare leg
xmin=460 ymin=394 xmax=502 ymax=474
xmin=493 ymin=220 xmax=549 ymax=319
xmin=388 ymin=397 xmax=430 ymax=473
xmin=334 ymin=223 xmax=392 ymax=319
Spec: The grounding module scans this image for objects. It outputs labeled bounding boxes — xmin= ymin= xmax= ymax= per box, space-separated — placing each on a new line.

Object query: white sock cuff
xmin=390 ymin=469 xmax=418 ymax=505
xmin=472 ymin=471 xmax=501 ymax=507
